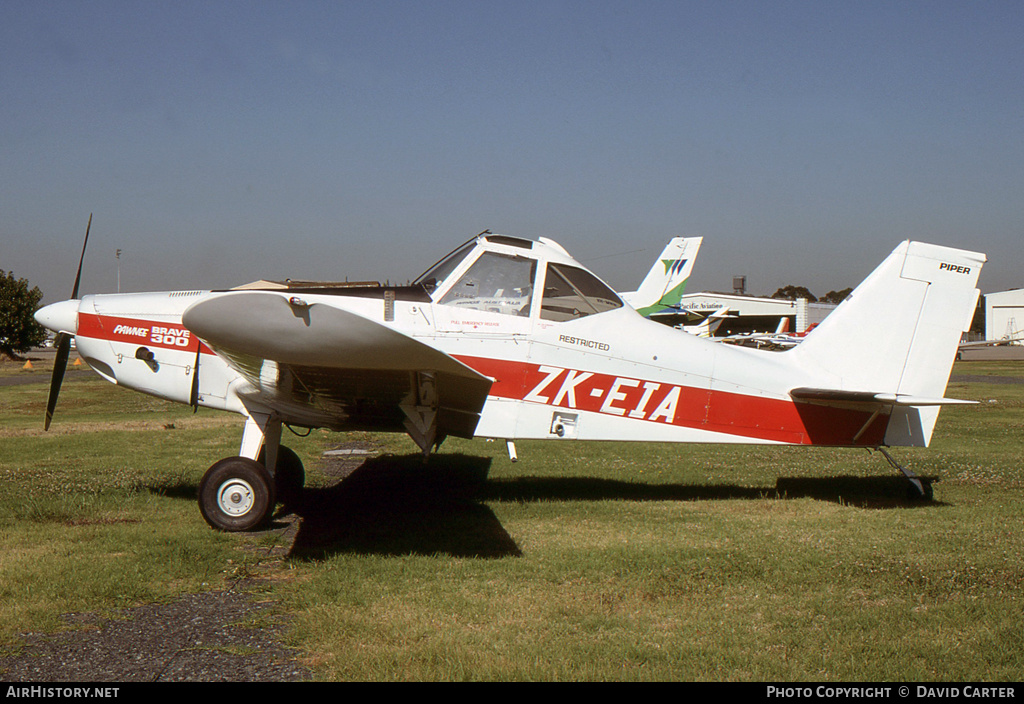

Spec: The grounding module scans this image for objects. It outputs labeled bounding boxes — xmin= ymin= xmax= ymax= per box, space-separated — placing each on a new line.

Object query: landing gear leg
xmin=241 ymin=410 xmax=306 ymax=505
xmin=258 ymin=445 xmax=305 ymax=508
xmin=877 ymin=447 xmax=933 ymax=501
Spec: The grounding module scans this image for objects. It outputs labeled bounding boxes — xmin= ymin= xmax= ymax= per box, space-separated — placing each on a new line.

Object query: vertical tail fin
xmin=621 ymin=237 xmax=703 ymax=316
xmin=791 ymin=241 xmax=985 ymax=446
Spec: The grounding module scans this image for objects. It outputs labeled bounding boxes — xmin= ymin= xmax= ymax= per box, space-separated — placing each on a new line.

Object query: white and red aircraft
xmin=720 ymin=319 xmax=820 ymax=350
xmin=35 ymin=222 xmax=985 ymax=531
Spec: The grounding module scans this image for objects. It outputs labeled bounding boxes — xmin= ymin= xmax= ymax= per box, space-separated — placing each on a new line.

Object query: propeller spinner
xmin=35 ymin=214 xmax=91 ymax=430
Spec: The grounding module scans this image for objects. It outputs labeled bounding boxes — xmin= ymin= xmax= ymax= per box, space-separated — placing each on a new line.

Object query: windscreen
xmin=414 ymin=240 xmax=476 ymax=293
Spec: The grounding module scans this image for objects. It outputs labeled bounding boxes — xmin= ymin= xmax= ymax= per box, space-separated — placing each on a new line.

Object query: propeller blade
xmin=71 ymin=213 xmax=92 ymax=299
xmin=44 ymin=214 xmax=91 ymax=430
xmin=45 ymin=332 xmax=71 ymax=431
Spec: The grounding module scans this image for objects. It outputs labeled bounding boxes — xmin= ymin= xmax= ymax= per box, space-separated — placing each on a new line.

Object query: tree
xmin=0 ymin=270 xmax=47 ymax=361
xmin=820 ymin=287 xmax=853 ymax=305
xmin=770 ymin=285 xmax=817 ymax=302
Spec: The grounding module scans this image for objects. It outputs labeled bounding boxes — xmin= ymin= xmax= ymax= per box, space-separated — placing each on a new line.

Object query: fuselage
xmin=46 ymin=235 xmax=886 ymax=447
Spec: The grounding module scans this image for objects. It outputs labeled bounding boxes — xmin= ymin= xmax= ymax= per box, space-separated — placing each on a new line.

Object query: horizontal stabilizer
xmin=791 ymin=387 xmax=976 ymax=407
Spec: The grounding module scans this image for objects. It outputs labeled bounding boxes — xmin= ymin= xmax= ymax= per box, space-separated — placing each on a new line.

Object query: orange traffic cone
xmin=22 ymin=360 xmax=33 ymax=370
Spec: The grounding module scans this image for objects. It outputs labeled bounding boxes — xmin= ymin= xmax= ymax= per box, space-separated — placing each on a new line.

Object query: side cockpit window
xmin=439 ymin=252 xmax=536 ymax=317
xmin=540 ymin=264 xmax=623 ymax=322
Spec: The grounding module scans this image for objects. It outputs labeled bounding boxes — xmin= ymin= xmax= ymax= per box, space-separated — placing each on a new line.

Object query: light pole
xmin=116 ymin=249 xmax=121 ymax=293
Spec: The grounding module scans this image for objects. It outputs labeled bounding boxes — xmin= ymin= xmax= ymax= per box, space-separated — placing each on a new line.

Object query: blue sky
xmin=3 ymin=0 xmax=1022 ymax=303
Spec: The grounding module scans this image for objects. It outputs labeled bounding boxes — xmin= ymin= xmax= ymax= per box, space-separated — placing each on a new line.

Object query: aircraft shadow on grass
xmin=285 ymin=453 xmax=518 ymax=561
xmin=269 ymin=452 xmax=941 ymax=562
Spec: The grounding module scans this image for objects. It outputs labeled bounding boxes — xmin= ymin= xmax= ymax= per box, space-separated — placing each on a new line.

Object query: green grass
xmin=1 ymin=357 xmax=1022 ymax=680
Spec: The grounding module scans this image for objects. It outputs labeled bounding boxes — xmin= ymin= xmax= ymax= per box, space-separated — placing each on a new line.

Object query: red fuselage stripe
xmin=454 ymin=354 xmax=889 ymax=446
xmin=74 ymin=312 xmax=887 ymax=446
xmin=77 ymin=313 xmax=214 ymax=355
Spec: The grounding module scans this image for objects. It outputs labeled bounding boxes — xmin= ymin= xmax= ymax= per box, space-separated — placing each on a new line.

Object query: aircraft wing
xmin=958 ymin=334 xmax=1024 ymax=349
xmin=648 ymin=305 xmax=737 ymax=330
xmin=182 ymin=292 xmax=493 ymax=443
xmin=647 ymin=306 xmax=712 ymax=326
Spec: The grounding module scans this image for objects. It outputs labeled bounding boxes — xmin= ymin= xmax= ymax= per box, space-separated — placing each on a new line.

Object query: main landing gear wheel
xmin=199 ymin=457 xmax=276 ymax=532
xmin=258 ymin=445 xmax=305 ymax=508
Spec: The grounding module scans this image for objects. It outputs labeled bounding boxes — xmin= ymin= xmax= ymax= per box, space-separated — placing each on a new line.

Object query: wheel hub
xmin=217 ymin=479 xmax=255 ymax=516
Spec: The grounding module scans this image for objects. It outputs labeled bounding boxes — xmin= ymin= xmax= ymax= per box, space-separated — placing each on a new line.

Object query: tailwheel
xmin=878 ymin=447 xmax=934 ymax=503
xmin=199 ymin=456 xmax=276 ymax=532
xmin=258 ymin=445 xmax=305 ymax=508
xmin=907 ymin=477 xmax=934 ymax=502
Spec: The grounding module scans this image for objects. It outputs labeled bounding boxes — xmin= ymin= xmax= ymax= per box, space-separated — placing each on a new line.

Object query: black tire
xmin=258 ymin=445 xmax=306 ymax=507
xmin=199 ymin=456 xmax=276 ymax=531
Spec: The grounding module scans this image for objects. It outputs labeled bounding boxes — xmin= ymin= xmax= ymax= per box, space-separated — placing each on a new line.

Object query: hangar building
xmin=985 ymin=289 xmax=1024 ymax=342
xmin=674 ymin=292 xmax=836 ymax=337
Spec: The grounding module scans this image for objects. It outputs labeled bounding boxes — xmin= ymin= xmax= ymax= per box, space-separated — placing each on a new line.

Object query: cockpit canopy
xmin=415 ymin=234 xmax=623 ymax=322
